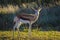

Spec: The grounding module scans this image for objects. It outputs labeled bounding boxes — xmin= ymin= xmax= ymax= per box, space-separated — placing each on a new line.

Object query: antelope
xmin=13 ymin=7 xmax=42 ymax=39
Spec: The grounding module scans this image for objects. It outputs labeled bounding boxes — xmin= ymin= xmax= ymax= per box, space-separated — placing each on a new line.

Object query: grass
xmin=0 ymin=30 xmax=60 ymax=40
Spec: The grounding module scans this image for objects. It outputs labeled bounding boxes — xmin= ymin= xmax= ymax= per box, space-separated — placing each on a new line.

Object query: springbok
xmin=13 ymin=7 xmax=42 ymax=39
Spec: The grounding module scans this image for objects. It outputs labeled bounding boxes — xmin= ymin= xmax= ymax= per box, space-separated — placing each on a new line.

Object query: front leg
xmin=28 ymin=23 xmax=32 ymax=39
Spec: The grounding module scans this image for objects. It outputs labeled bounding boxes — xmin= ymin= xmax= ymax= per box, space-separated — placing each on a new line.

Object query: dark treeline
xmin=0 ymin=0 xmax=60 ymax=6
xmin=0 ymin=0 xmax=37 ymax=6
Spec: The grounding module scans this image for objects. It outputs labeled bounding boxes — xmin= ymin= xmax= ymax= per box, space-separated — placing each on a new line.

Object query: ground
xmin=0 ymin=30 xmax=60 ymax=40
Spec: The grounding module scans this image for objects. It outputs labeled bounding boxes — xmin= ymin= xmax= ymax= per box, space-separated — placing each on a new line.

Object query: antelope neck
xmin=35 ymin=10 xmax=40 ymax=17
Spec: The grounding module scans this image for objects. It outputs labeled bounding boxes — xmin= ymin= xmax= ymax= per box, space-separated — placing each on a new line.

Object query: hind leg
xmin=13 ymin=22 xmax=18 ymax=40
xmin=16 ymin=22 xmax=22 ymax=40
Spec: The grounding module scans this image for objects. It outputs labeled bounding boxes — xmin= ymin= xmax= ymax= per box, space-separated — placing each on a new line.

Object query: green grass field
xmin=0 ymin=30 xmax=60 ymax=40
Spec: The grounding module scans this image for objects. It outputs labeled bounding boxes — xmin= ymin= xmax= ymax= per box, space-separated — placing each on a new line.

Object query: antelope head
xmin=31 ymin=7 xmax=42 ymax=12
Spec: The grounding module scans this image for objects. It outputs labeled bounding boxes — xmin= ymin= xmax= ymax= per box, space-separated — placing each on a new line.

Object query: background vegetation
xmin=0 ymin=0 xmax=60 ymax=31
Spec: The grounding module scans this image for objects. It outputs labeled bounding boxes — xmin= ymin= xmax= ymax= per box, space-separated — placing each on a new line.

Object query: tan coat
xmin=17 ymin=13 xmax=37 ymax=21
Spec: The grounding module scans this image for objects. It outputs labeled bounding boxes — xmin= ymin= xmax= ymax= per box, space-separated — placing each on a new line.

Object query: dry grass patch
xmin=0 ymin=5 xmax=19 ymax=14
